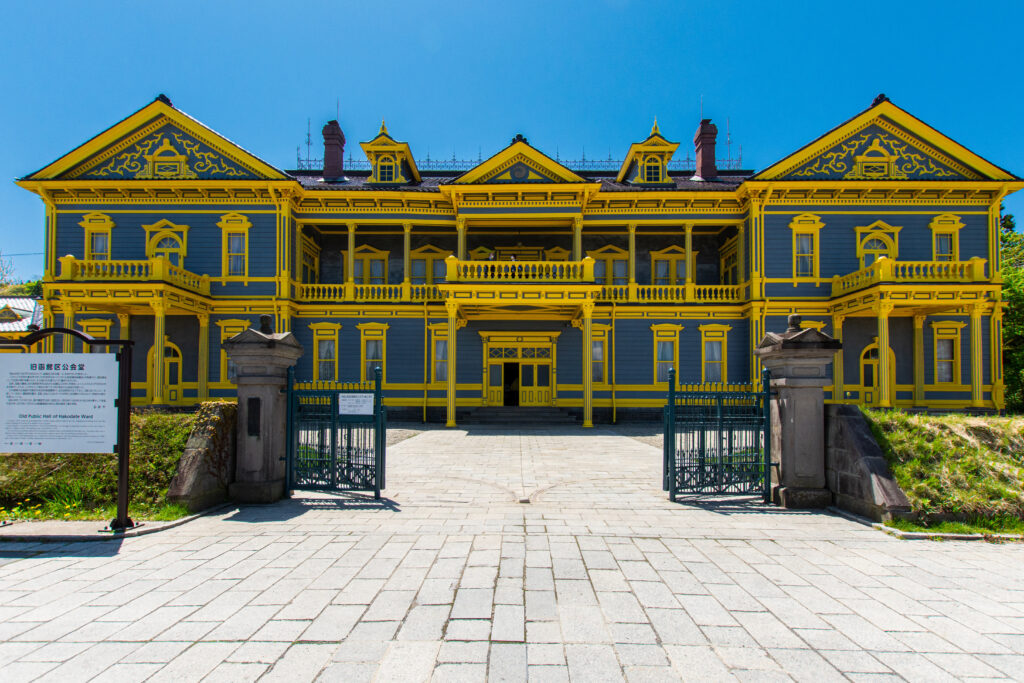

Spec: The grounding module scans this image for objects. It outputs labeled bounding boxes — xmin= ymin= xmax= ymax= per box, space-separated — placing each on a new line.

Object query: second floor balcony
xmin=56 ymin=255 xmax=211 ymax=295
xmin=830 ymin=256 xmax=988 ymax=297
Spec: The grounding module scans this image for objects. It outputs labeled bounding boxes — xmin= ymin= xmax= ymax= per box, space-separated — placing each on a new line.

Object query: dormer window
xmin=616 ymin=120 xmax=679 ymax=186
xmin=377 ymin=155 xmax=396 ymax=183
xmin=643 ymin=156 xmax=662 ymax=183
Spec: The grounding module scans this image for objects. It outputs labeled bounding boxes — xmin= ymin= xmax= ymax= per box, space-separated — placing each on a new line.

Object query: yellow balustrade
xmin=56 ymin=255 xmax=210 ymax=295
xmin=296 ymin=282 xmax=442 ymax=302
xmin=831 ymin=257 xmax=987 ymax=296
xmin=444 ymin=256 xmax=596 ymax=283
xmin=597 ymin=283 xmax=743 ymax=303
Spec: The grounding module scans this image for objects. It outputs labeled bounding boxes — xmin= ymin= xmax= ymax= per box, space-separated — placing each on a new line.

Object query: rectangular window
xmin=365 ymin=339 xmax=383 ymax=380
xmin=411 ymin=259 xmax=427 ymax=285
xmin=317 ymin=339 xmax=336 ymax=382
xmin=656 ymin=340 xmax=675 ymax=382
xmin=704 ymin=341 xmax=723 ymax=383
xmin=936 ymin=338 xmax=955 ymax=383
xmin=651 ymin=250 xmax=687 ymax=286
xmin=592 ymin=340 xmax=605 ymax=383
xmin=644 ymin=162 xmax=661 ymax=183
xmin=434 ymin=339 xmax=448 ymax=382
xmin=89 ymin=232 xmax=110 ymax=261
xmin=931 ymin=321 xmax=964 ymax=386
xmin=934 ymin=234 xmax=954 ymax=262
xmin=378 ymin=163 xmax=395 ymax=182
xmin=227 ymin=233 xmax=246 ymax=276
xmin=794 ymin=233 xmax=814 ymax=277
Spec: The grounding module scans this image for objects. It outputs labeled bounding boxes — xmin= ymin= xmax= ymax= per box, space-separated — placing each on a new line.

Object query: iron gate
xmin=286 ymin=367 xmax=386 ymax=499
xmin=663 ymin=368 xmax=772 ymax=502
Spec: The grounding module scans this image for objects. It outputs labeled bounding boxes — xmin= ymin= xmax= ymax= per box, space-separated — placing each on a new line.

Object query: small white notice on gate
xmin=338 ymin=392 xmax=374 ymax=416
xmin=0 ymin=353 xmax=119 ymax=454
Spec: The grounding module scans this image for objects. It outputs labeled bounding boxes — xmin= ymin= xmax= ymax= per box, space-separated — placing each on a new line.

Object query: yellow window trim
xmin=368 ymin=152 xmax=408 ymax=184
xmin=544 ymin=246 xmax=571 ymax=261
xmin=78 ymin=318 xmax=113 ymax=349
xmin=788 ymin=213 xmax=824 ymax=282
xmin=411 ymin=244 xmax=453 ymax=284
xmin=309 ymin=322 xmax=342 ymax=382
xmin=344 ymin=244 xmax=390 ymax=284
xmin=591 ymin=323 xmax=611 ymax=386
xmin=719 ymin=235 xmax=739 ymax=285
xmin=650 ymin=245 xmax=689 ymax=286
xmin=699 ymin=324 xmax=731 ymax=384
xmin=587 ymin=245 xmax=628 ymax=285
xmin=218 ymin=213 xmax=252 ymax=279
xmin=637 ymin=153 xmax=666 ymax=184
xmin=651 ymin=323 xmax=683 ymax=385
xmin=143 ymin=219 xmax=189 ymax=261
xmin=931 ymin=320 xmax=965 ymax=385
xmin=300 ymin=233 xmax=321 ymax=284
xmin=357 ymin=322 xmax=390 ymax=383
xmin=79 ymin=212 xmax=114 ymax=261
xmin=428 ymin=322 xmax=449 ymax=385
xmin=929 ymin=213 xmax=964 ymax=262
xmin=215 ymin=318 xmax=251 ymax=382
xmin=855 ymin=220 xmax=901 ymax=268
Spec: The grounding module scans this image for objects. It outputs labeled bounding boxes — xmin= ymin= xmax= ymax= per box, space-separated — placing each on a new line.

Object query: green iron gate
xmin=286 ymin=367 xmax=386 ymax=499
xmin=663 ymin=368 xmax=772 ymax=503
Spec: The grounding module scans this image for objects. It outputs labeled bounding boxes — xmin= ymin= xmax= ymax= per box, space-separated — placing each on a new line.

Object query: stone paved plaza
xmin=2 ymin=426 xmax=1024 ymax=682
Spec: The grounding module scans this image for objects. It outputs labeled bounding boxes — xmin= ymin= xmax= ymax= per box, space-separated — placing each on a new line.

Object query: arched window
xmin=152 ymin=233 xmax=184 ymax=266
xmin=642 ymin=156 xmax=662 ymax=183
xmin=860 ymin=235 xmax=894 ymax=268
xmin=377 ymin=155 xmax=396 ymax=182
xmin=855 ymin=221 xmax=900 ymax=270
xmin=143 ymin=219 xmax=190 ymax=267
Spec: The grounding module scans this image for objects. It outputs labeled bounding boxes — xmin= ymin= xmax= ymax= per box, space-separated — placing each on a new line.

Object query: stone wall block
xmin=166 ymin=401 xmax=238 ymax=512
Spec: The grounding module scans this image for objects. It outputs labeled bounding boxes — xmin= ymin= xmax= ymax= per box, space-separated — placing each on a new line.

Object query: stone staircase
xmin=459 ymin=406 xmax=579 ymax=425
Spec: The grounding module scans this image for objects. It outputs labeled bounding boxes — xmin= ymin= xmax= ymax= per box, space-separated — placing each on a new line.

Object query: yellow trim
xmin=929 ymin=213 xmax=964 ymax=262
xmin=77 ymin=317 xmax=113 ymax=349
xmin=357 ymin=322 xmax=389 ymax=383
xmin=143 ymin=219 xmax=189 ymax=262
xmin=931 ymin=321 xmax=965 ymax=385
xmin=857 ymin=338 xmax=896 ymax=406
xmin=590 ymin=323 xmax=611 ymax=386
xmin=343 ymin=244 xmax=390 ymax=284
xmin=309 ymin=322 xmax=342 ymax=382
xmin=616 ymin=126 xmax=679 ymax=183
xmin=218 ymin=212 xmax=252 ymax=278
xmin=428 ymin=322 xmax=449 ymax=386
xmin=410 ymin=244 xmax=452 ymax=284
xmin=855 ymin=220 xmax=901 ymax=268
xmin=649 ymin=245 xmax=688 ymax=285
xmin=451 ymin=141 xmax=587 ymax=185
xmin=146 ymin=339 xmax=183 ymax=404
xmin=79 ymin=212 xmax=114 ymax=261
xmin=300 ymin=233 xmax=321 ymax=284
xmin=215 ymin=318 xmax=250 ymax=383
xmin=360 ymin=124 xmax=421 ymax=183
xmin=650 ymin=323 xmax=683 ymax=384
xmin=587 ymin=244 xmax=629 ymax=285
xmin=699 ymin=324 xmax=731 ymax=384
xmin=788 ymin=213 xmax=824 ymax=281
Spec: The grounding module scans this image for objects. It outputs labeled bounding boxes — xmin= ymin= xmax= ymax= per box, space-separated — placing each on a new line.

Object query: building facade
xmin=17 ymin=95 xmax=1021 ymax=423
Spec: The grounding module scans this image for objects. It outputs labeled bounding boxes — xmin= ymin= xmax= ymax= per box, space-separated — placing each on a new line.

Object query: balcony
xmin=830 ymin=256 xmax=987 ymax=297
xmin=56 ymin=256 xmax=210 ymax=295
xmin=444 ymin=256 xmax=596 ymax=283
xmin=296 ymin=283 xmax=442 ymax=302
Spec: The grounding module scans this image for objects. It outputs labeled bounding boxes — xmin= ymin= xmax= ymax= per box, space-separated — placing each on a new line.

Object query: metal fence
xmin=663 ymin=368 xmax=771 ymax=502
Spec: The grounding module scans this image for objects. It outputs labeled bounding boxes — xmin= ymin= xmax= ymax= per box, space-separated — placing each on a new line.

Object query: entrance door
xmin=519 ymin=361 xmax=552 ymax=406
xmin=503 ymin=362 xmax=519 ymax=406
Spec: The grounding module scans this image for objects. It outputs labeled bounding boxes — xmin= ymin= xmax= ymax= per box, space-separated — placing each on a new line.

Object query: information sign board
xmin=0 ymin=353 xmax=119 ymax=453
xmin=338 ymin=392 xmax=374 ymax=416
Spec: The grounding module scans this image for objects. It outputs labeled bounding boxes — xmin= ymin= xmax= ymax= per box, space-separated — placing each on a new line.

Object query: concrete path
xmin=1 ymin=426 xmax=1023 ymax=681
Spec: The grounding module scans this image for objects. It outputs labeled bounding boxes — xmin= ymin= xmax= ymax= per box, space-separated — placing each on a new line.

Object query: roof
xmin=0 ymin=297 xmax=43 ymax=333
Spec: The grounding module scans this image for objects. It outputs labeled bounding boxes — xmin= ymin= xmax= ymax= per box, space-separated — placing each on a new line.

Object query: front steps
xmin=459 ymin=406 xmax=579 ymax=426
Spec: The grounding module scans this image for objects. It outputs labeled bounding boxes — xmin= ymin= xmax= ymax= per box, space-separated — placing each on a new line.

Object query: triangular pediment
xmin=755 ymin=100 xmax=1016 ymax=181
xmin=453 ymin=141 xmax=587 ymax=185
xmin=23 ymin=97 xmax=288 ymax=181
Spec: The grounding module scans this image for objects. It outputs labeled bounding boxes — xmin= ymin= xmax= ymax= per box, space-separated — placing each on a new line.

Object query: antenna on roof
xmin=727 ymin=118 xmax=732 ymax=166
xmin=305 ymin=118 xmax=312 ymax=168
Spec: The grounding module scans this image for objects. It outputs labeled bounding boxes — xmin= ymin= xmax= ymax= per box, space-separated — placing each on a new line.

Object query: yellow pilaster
xmin=456 ymin=217 xmax=467 ymax=261
xmin=63 ymin=304 xmax=76 ymax=353
xmin=445 ymin=300 xmax=458 ymax=427
xmin=582 ymin=301 xmax=594 ymax=428
xmin=402 ymin=222 xmax=412 ymax=300
xmin=992 ymin=306 xmax=1005 ymax=409
xmin=151 ymin=300 xmax=167 ymax=405
xmin=572 ymin=216 xmax=583 ymax=261
xmin=970 ymin=303 xmax=984 ymax=407
xmin=832 ymin=313 xmax=845 ymax=402
xmin=737 ymin=222 xmax=746 ymax=291
xmin=627 ymin=223 xmax=637 ymax=301
xmin=876 ymin=302 xmax=893 ymax=408
xmin=117 ymin=313 xmax=131 ymax=342
xmin=913 ymin=314 xmax=926 ymax=406
xmin=684 ymin=223 xmax=695 ymax=300
xmin=346 ymin=222 xmax=356 ymax=299
xmin=198 ymin=313 xmax=209 ymax=402
xmin=749 ymin=301 xmax=765 ymax=386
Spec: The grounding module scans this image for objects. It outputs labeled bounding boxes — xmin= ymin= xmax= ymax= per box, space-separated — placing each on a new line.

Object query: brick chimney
xmin=322 ymin=120 xmax=346 ymax=180
xmin=693 ymin=119 xmax=718 ymax=180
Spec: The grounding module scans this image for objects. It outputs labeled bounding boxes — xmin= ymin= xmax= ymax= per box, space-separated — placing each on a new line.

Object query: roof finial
xmin=379 ymin=119 xmax=388 ymax=136
xmin=651 ymin=117 xmax=660 ymax=136
xmin=871 ymin=93 xmax=890 ymax=107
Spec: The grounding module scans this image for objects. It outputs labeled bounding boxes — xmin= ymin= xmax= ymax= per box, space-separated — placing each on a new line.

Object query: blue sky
xmin=2 ymin=0 xmax=1022 ymax=279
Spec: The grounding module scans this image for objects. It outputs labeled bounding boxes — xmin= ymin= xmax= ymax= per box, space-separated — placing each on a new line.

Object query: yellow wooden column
xmin=456 ymin=217 xmax=467 ymax=261
xmin=913 ymin=314 xmax=926 ymax=406
xmin=831 ymin=313 xmax=844 ymax=402
xmin=345 ymin=222 xmax=356 ymax=300
xmin=117 ymin=313 xmax=131 ymax=342
xmin=627 ymin=223 xmax=637 ymax=301
xmin=877 ymin=302 xmax=893 ymax=408
xmin=63 ymin=304 xmax=76 ymax=353
xmin=572 ymin=216 xmax=583 ymax=261
xmin=582 ymin=301 xmax=594 ymax=428
xmin=970 ymin=303 xmax=984 ymax=407
xmin=737 ymin=222 xmax=745 ymax=286
xmin=445 ymin=300 xmax=458 ymax=427
xmin=684 ymin=223 xmax=695 ymax=300
xmin=198 ymin=313 xmax=210 ymax=402
xmin=151 ymin=300 xmax=167 ymax=405
xmin=992 ymin=305 xmax=1005 ymax=409
xmin=402 ymin=222 xmax=412 ymax=300
xmin=750 ymin=301 xmax=765 ymax=386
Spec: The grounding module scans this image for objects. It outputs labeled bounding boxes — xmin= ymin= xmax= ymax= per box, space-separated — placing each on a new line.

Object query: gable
xmin=454 ymin=141 xmax=587 ymax=185
xmin=24 ymin=98 xmax=287 ymax=181
xmin=755 ymin=101 xmax=1017 ymax=182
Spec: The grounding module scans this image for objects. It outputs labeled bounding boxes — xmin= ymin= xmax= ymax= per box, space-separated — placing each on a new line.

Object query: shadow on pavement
xmin=224 ymin=492 xmax=400 ymax=522
xmin=669 ymin=495 xmax=828 ymax=516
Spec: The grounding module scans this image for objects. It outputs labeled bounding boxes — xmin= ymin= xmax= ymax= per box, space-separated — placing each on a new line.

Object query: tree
xmin=0 ymin=251 xmax=14 ymax=287
xmin=1001 ymin=209 xmax=1024 ymax=412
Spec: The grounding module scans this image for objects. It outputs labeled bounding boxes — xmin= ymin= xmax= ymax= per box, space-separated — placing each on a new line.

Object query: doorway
xmin=503 ymin=362 xmax=519 ymax=406
xmin=481 ymin=331 xmax=561 ymax=408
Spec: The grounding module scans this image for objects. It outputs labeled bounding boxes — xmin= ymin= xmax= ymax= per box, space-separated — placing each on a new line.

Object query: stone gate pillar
xmin=754 ymin=315 xmax=841 ymax=508
xmin=223 ymin=315 xmax=303 ymax=503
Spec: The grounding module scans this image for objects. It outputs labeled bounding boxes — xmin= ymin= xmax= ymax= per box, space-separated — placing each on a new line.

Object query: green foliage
xmin=0 ymin=410 xmax=196 ymax=520
xmin=1002 ymin=210 xmax=1024 ymax=412
xmin=863 ymin=408 xmax=1024 ymax=520
xmin=886 ymin=515 xmax=1024 ymax=535
xmin=0 ymin=280 xmax=43 ymax=297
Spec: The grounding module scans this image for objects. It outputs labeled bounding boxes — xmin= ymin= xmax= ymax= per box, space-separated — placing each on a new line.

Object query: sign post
xmin=0 ymin=327 xmax=136 ymax=530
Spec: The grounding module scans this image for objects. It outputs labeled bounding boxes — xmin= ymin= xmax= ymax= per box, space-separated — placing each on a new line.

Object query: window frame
xmin=586 ymin=245 xmax=629 ymax=286
xmin=80 ymin=212 xmax=114 ymax=261
xmin=699 ymin=324 xmax=731 ymax=384
xmin=641 ymin=155 xmax=663 ymax=183
xmin=300 ymin=233 xmax=321 ymax=284
xmin=929 ymin=213 xmax=964 ymax=263
xmin=855 ymin=220 xmax=901 ymax=270
xmin=410 ymin=244 xmax=452 ymax=285
xmin=309 ymin=322 xmax=342 ymax=382
xmin=931 ymin=321 xmax=965 ymax=385
xmin=788 ymin=213 xmax=824 ymax=282
xmin=344 ymin=244 xmax=390 ymax=284
xmin=591 ymin=323 xmax=611 ymax=386
xmin=215 ymin=318 xmax=251 ymax=383
xmin=143 ymin=219 xmax=189 ymax=267
xmin=719 ymin=236 xmax=739 ymax=285
xmin=650 ymin=245 xmax=689 ymax=286
xmin=77 ymin=318 xmax=113 ymax=352
xmin=428 ymin=322 xmax=449 ymax=385
xmin=218 ymin=213 xmax=252 ymax=279
xmin=357 ymin=322 xmax=389 ymax=383
xmin=650 ymin=323 xmax=683 ymax=385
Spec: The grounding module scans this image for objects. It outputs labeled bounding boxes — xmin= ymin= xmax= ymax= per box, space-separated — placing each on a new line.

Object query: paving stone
xmin=489 ymin=642 xmax=527 ymax=682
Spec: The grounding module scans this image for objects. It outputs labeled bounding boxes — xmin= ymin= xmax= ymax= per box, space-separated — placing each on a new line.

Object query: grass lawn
xmin=0 ymin=410 xmax=197 ymax=523
xmin=863 ymin=409 xmax=1024 ymax=533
